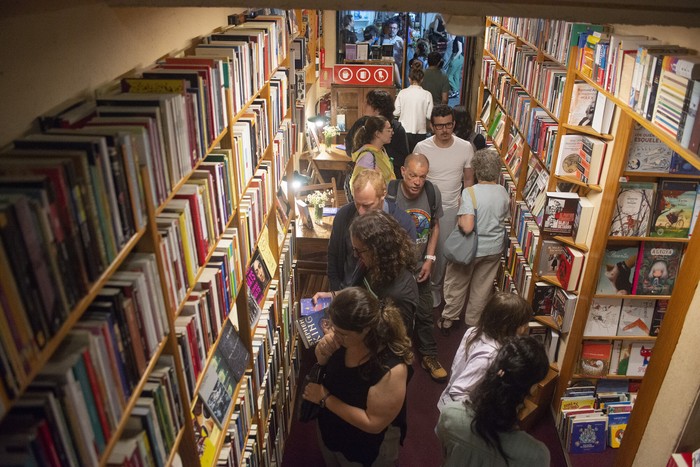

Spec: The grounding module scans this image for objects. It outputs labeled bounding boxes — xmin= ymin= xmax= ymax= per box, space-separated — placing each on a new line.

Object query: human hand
xmin=317 ymin=333 xmax=341 ymax=361
xmin=416 ymin=260 xmax=433 ymax=283
xmin=302 ymin=382 xmax=327 ymax=405
xmin=313 ymin=291 xmax=333 ymax=304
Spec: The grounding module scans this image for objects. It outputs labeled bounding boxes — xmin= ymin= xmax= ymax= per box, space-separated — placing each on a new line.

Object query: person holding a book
xmin=349 ymin=116 xmax=396 ymax=190
xmin=436 ymin=335 xmax=550 ymax=466
xmin=302 ymin=287 xmax=413 ymax=466
xmin=438 ymin=148 xmax=506 ymax=332
xmin=437 ymin=292 xmax=532 ymax=410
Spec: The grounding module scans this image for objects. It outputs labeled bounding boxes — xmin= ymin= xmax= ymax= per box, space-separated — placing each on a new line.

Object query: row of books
xmin=567 ymin=81 xmax=616 ymax=134
xmin=558 ymin=379 xmax=635 ymax=454
xmin=583 ymin=297 xmax=667 ymax=338
xmin=542 ymin=192 xmax=594 ymax=243
xmin=554 ymin=134 xmax=608 ymax=185
xmin=577 ymin=340 xmax=654 ymax=378
xmin=521 ymin=156 xmax=550 ymax=223
xmin=527 ymin=107 xmax=558 ymax=169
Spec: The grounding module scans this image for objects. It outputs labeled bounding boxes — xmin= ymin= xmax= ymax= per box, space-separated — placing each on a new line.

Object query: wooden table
xmin=312 ymin=145 xmax=352 ymax=185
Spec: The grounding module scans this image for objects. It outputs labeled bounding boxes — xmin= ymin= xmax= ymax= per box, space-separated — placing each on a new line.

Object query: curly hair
xmin=328 ymin=287 xmax=413 ymax=368
xmin=430 ymin=104 xmax=455 ymax=123
xmin=468 ymin=336 xmax=549 ymax=464
xmin=472 ymin=148 xmax=502 ymax=182
xmin=365 ymin=90 xmax=395 ymax=121
xmin=353 ymin=115 xmax=388 ymax=149
xmin=349 ymin=210 xmax=415 ymax=289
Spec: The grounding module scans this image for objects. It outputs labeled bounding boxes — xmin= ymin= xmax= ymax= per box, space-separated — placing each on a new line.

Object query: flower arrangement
xmin=306 ymin=189 xmax=334 ymax=208
xmin=322 ymin=125 xmax=341 ymax=146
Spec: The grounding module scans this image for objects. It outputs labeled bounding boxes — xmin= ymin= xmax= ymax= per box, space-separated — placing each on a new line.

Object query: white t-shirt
xmin=414 ymin=135 xmax=473 ymax=209
xmin=394 ymin=85 xmax=434 ymax=134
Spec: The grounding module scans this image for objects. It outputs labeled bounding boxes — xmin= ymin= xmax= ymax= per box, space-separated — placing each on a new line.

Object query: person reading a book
xmin=327 ymin=169 xmax=416 ymax=291
xmin=438 ymin=148 xmax=509 ymax=333
xmin=349 ymin=116 xmax=396 ymax=190
xmin=302 ymin=287 xmax=413 ymax=466
xmin=437 ymin=292 xmax=532 ymax=410
xmin=436 ymin=335 xmax=550 ymax=466
xmin=319 ymin=209 xmax=418 ymax=334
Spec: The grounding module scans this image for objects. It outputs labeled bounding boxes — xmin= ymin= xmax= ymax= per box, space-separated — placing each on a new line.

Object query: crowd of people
xmin=300 ymin=91 xmax=551 ymax=465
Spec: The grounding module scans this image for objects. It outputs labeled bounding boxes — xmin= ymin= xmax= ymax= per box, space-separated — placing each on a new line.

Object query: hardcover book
xmin=583 ymin=298 xmax=622 ymax=336
xmin=556 ymin=246 xmax=586 ymax=291
xmin=567 ymin=81 xmax=598 ymax=126
xmin=633 ymin=242 xmax=683 ymax=295
xmin=569 ymin=416 xmax=608 ymax=453
xmin=650 ymin=299 xmax=668 ymax=336
xmin=650 ymin=179 xmax=698 ymax=238
xmin=577 ymin=341 xmax=613 ymax=377
xmin=300 ymin=296 xmax=332 ymax=317
xmin=294 ymin=308 xmax=329 ymax=349
xmin=596 ymin=246 xmax=639 ymax=295
xmin=537 ymin=240 xmax=566 ymax=277
xmin=609 ymin=182 xmax=656 ymax=237
xmin=617 ymin=299 xmax=655 ymax=336
xmin=627 ymin=341 xmax=654 ymax=376
xmin=551 ymin=288 xmax=577 ymax=333
xmin=608 ymin=412 xmax=631 ymax=448
xmin=542 ymin=192 xmax=580 ymax=236
xmin=625 ymin=122 xmax=674 ymax=173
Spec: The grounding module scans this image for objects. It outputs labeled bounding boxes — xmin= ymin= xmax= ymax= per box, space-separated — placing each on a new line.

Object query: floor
xmin=281 ymin=304 xmax=574 ymax=467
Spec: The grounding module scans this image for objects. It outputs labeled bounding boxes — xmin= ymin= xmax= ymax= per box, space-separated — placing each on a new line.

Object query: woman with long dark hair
xmin=349 ymin=115 xmax=396 ymax=189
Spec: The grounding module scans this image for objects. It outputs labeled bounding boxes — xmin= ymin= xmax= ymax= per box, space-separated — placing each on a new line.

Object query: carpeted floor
xmin=281 ymin=305 xmax=577 ymax=466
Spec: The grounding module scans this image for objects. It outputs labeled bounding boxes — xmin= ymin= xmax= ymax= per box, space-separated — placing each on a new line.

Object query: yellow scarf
xmin=350 ymin=144 xmax=396 ymax=191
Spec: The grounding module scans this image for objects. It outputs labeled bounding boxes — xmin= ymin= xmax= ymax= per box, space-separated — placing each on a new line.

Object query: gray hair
xmin=472 ymin=148 xmax=501 ymax=183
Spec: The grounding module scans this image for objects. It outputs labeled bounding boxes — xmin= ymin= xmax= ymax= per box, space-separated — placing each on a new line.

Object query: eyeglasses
xmin=433 ymin=121 xmax=454 ymax=130
xmin=352 ymin=246 xmax=370 ymax=256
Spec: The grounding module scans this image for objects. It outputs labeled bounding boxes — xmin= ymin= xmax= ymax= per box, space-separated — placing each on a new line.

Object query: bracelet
xmin=424 ymin=254 xmax=437 ymax=262
xmin=319 ymin=392 xmax=331 ymax=408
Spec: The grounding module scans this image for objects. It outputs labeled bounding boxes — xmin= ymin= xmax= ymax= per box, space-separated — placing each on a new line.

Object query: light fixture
xmin=284 ymin=170 xmax=312 ymax=190
xmin=308 ymin=114 xmax=329 ymax=129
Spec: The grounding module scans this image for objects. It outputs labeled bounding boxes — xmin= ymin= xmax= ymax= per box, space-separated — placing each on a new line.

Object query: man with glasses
xmin=327 ymin=169 xmax=416 ymax=292
xmin=414 ymin=105 xmax=474 ymax=311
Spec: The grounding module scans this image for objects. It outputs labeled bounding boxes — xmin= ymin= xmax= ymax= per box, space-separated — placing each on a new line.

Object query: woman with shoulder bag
xmin=438 ymin=148 xmax=510 ymax=335
xmin=349 ymin=115 xmax=396 ymax=190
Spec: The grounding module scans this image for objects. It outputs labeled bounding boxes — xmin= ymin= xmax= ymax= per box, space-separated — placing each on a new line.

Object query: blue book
xmin=569 ymin=416 xmax=608 ymax=453
xmin=295 ymin=308 xmax=329 ymax=349
xmin=300 ymin=297 xmax=332 ymax=316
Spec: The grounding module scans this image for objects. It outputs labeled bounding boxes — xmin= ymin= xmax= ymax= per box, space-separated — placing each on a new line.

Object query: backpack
xmin=386 ymin=179 xmax=438 ymax=227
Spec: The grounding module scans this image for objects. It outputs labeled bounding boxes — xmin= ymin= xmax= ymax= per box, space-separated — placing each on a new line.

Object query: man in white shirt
xmin=414 ymin=105 xmax=474 ymax=308
xmin=394 ymin=68 xmax=434 ymax=153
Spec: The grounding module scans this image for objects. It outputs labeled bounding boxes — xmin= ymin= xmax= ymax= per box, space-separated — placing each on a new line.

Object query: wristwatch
xmin=424 ymin=255 xmax=437 ymax=262
xmin=319 ymin=392 xmax=331 ymax=408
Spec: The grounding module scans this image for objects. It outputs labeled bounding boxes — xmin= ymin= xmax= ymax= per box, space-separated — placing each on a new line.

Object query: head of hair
xmin=427 ymin=51 xmax=443 ymax=67
xmin=342 ymin=14 xmax=353 ymax=28
xmin=349 ymin=210 xmax=415 ymax=288
xmin=453 ymin=105 xmax=474 ymax=140
xmin=465 ymin=292 xmax=532 ymax=354
xmin=384 ymin=18 xmax=400 ymax=29
xmin=416 ymin=39 xmax=430 ymax=56
xmin=404 ymin=152 xmax=429 ymax=169
xmin=409 ymin=68 xmax=424 ymax=84
xmin=468 ymin=336 xmax=549 ymax=463
xmin=365 ymin=90 xmax=395 ymax=121
xmin=363 ymin=24 xmax=379 ymax=41
xmin=353 ymin=115 xmax=389 ymax=149
xmin=329 ymin=287 xmax=413 ymax=367
xmin=430 ymin=104 xmax=455 ymax=123
xmin=351 ymin=168 xmax=387 ymax=198
xmin=472 ymin=148 xmax=502 ymax=183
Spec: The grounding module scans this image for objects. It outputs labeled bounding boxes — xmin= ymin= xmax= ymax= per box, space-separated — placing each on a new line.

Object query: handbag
xmin=298 ymin=363 xmax=326 ymax=422
xmin=443 ymin=186 xmax=478 ymax=266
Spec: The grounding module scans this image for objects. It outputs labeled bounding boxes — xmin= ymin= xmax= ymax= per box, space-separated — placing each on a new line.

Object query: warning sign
xmin=332 ymin=64 xmax=393 ymax=86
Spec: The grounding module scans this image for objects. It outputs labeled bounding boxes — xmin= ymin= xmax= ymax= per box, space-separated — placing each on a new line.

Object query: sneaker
xmin=422 ymin=356 xmax=448 ymax=383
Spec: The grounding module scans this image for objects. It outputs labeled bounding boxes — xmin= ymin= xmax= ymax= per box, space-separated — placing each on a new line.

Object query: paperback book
xmin=567 ymin=81 xmax=598 ymax=126
xmin=596 ymin=246 xmax=638 ymax=295
xmin=568 ymin=415 xmax=608 ymax=454
xmin=650 ymin=299 xmax=668 ymax=336
xmin=583 ymin=298 xmax=622 ymax=337
xmin=616 ymin=299 xmax=655 ymax=336
xmin=624 ymin=122 xmax=674 ymax=173
xmin=532 ymin=282 xmax=556 ymax=316
xmin=633 ymin=241 xmax=683 ymax=295
xmin=577 ymin=341 xmax=612 ymax=377
xmin=245 ymin=249 xmax=271 ymax=306
xmin=537 ymin=240 xmax=566 ymax=277
xmin=552 ymin=288 xmax=577 ymax=333
xmin=627 ymin=341 xmax=654 ymax=376
xmin=556 ymin=246 xmax=586 ymax=291
xmin=609 ymin=182 xmax=656 ymax=237
xmin=542 ymin=192 xmax=580 ymax=236
xmin=295 ymin=308 xmax=329 ymax=349
xmin=650 ymin=180 xmax=698 ymax=238
xmin=300 ymin=296 xmax=332 ymax=317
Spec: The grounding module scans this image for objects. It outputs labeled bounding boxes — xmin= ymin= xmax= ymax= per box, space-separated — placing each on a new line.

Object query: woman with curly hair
xmin=437 ymin=336 xmax=550 ymax=466
xmin=303 ymin=287 xmax=413 ymax=466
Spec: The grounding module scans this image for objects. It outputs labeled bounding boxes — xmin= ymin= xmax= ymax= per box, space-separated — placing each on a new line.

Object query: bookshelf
xmin=0 ymin=9 xmax=309 ymax=467
xmin=480 ymin=15 xmax=700 ymax=465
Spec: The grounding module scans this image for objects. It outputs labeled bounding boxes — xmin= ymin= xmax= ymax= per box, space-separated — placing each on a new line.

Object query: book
xmin=527 ymin=321 xmax=548 ymax=346
xmin=650 ymin=299 xmax=669 ymax=336
xmin=608 ymin=412 xmax=631 ymax=448
xmin=198 ymin=363 xmax=231 ymax=429
xmin=568 ymin=414 xmax=608 ymax=453
xmin=294 ymin=308 xmax=329 ymax=349
xmin=532 ymin=282 xmax=555 ymax=316
xmin=650 ymin=180 xmax=698 ymax=238
xmin=537 ymin=239 xmax=566 ymax=277
xmin=625 ymin=122 xmax=674 ymax=173
xmin=577 ymin=341 xmax=613 ymax=377
xmin=627 ymin=341 xmax=654 ymax=376
xmin=295 ymin=199 xmax=313 ymax=229
xmin=300 ymin=297 xmax=332 ymax=317
xmin=591 ymin=92 xmax=616 ymax=134
xmin=245 ymin=249 xmax=271 ymax=306
xmin=551 ymin=288 xmax=577 ymax=333
xmin=572 ymin=197 xmax=595 ymax=244
xmin=556 ymin=246 xmax=586 ymax=291
xmin=617 ymin=299 xmax=655 ymax=336
xmin=609 ymin=182 xmax=656 ymax=237
xmin=669 ymin=153 xmax=700 ymax=175
xmin=567 ymin=82 xmax=598 ymax=126
xmin=542 ymin=192 xmax=580 ymax=236
xmin=596 ymin=246 xmax=638 ymax=295
xmin=583 ymin=298 xmax=622 ymax=336
xmin=575 ymin=136 xmax=607 ymax=184
xmin=633 ymin=241 xmax=684 ymax=295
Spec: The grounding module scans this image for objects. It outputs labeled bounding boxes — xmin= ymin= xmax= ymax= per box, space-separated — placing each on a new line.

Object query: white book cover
xmin=583 ymin=298 xmax=622 ymax=336
xmin=627 ymin=341 xmax=654 ymax=376
xmin=616 ymin=299 xmax=655 ymax=336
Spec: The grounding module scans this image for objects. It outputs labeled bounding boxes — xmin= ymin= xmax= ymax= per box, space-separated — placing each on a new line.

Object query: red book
xmin=174 ymin=185 xmax=209 ymax=266
xmin=556 ymin=246 xmax=586 ymax=291
xmin=81 ymin=348 xmax=112 ymax=441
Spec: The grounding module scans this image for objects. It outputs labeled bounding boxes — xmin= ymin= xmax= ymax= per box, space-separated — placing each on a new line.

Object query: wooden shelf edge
xmin=552 ymin=236 xmax=589 ymax=252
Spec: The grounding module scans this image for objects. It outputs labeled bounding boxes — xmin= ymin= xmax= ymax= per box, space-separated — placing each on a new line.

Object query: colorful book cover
xmin=609 ymin=182 xmax=656 ymax=237
xmin=627 ymin=341 xmax=654 ymax=376
xmin=583 ymin=298 xmax=622 ymax=336
xmin=542 ymin=192 xmax=580 ymax=236
xmin=578 ymin=341 xmax=613 ymax=377
xmin=537 ymin=240 xmax=566 ymax=277
xmin=552 ymin=288 xmax=577 ymax=333
xmin=650 ymin=179 xmax=698 ymax=238
xmin=633 ymin=242 xmax=683 ymax=295
xmin=596 ymin=246 xmax=639 ymax=295
xmin=569 ymin=416 xmax=608 ymax=453
xmin=650 ymin=299 xmax=668 ymax=336
xmin=616 ymin=299 xmax=655 ymax=336
xmin=245 ymin=249 xmax=271 ymax=305
xmin=669 ymin=152 xmax=700 ymax=175
xmin=532 ymin=282 xmax=556 ymax=316
xmin=624 ymin=122 xmax=673 ymax=172
xmin=294 ymin=308 xmax=329 ymax=349
xmin=300 ymin=296 xmax=332 ymax=317
xmin=608 ymin=412 xmax=631 ymax=448
xmin=556 ymin=246 xmax=586 ymax=291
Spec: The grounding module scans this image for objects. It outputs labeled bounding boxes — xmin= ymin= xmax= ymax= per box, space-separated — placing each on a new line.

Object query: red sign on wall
xmin=332 ymin=64 xmax=393 ymax=86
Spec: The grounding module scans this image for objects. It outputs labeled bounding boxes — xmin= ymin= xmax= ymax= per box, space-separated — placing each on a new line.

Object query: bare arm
xmin=440 ymin=91 xmax=448 ymax=105
xmin=417 ymin=218 xmax=440 ymax=283
xmin=457 ymin=213 xmax=475 ymax=235
xmin=463 ymin=167 xmax=474 ymax=188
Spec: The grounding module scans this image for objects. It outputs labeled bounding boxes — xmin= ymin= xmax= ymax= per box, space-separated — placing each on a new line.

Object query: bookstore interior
xmin=1 ymin=3 xmax=700 ymax=467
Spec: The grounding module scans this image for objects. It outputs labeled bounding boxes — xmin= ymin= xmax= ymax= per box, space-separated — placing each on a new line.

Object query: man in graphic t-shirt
xmin=393 ymin=153 xmax=447 ymax=383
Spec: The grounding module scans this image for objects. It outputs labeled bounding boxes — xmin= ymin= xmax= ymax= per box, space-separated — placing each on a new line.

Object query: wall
xmin=0 ymin=1 xmax=243 ymax=146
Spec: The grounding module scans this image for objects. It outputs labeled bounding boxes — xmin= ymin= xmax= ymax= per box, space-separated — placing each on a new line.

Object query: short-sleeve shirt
xmin=421 ymin=67 xmax=450 ymax=104
xmin=414 ymin=136 xmax=473 ymax=209
xmin=394 ymin=183 xmax=444 ymax=268
xmin=458 ymin=183 xmax=510 ymax=257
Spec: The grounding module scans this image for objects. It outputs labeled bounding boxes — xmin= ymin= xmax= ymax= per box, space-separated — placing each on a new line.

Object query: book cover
xmin=527 ymin=321 xmax=548 ymax=346
xmin=542 ymin=192 xmax=580 ymax=236
xmin=568 ymin=82 xmax=598 ymax=126
xmin=552 ymin=288 xmax=578 ymax=333
xmin=537 ymin=240 xmax=566 ymax=277
xmin=669 ymin=152 xmax=700 ymax=175
xmin=650 ymin=180 xmax=698 ymax=238
xmin=532 ymin=282 xmax=556 ymax=316
xmin=198 ymin=363 xmax=232 ymax=429
xmin=627 ymin=341 xmax=654 ymax=376
xmin=583 ymin=298 xmax=622 ymax=336
xmin=569 ymin=416 xmax=608 ymax=453
xmin=609 ymin=182 xmax=656 ymax=237
xmin=556 ymin=246 xmax=586 ymax=291
xmin=650 ymin=299 xmax=668 ymax=336
xmin=294 ymin=308 xmax=329 ymax=349
xmin=633 ymin=241 xmax=683 ymax=295
xmin=625 ymin=122 xmax=674 ymax=172
xmin=608 ymin=412 xmax=631 ymax=448
xmin=300 ymin=297 xmax=332 ymax=317
xmin=617 ymin=299 xmax=655 ymax=336
xmin=577 ymin=341 xmax=613 ymax=377
xmin=575 ymin=136 xmax=607 ymax=184
xmin=245 ymin=249 xmax=271 ymax=306
xmin=555 ymin=135 xmax=583 ymax=179
xmin=596 ymin=246 xmax=638 ymax=295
